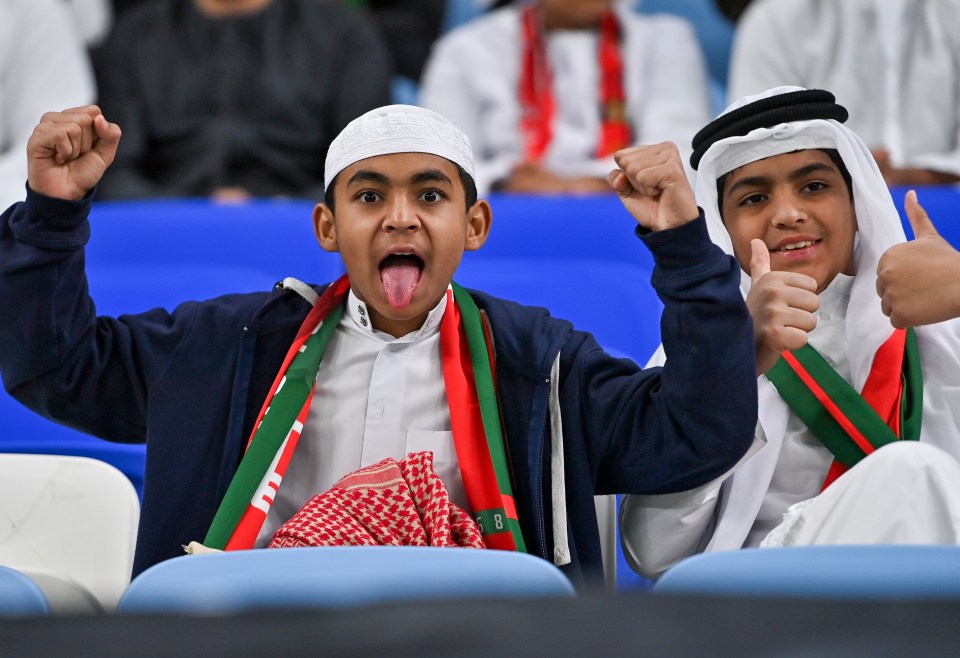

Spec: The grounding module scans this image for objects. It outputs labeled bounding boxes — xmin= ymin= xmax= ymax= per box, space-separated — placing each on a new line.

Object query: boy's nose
xmin=382 ymin=196 xmax=420 ymax=232
xmin=769 ymin=197 xmax=808 ymax=228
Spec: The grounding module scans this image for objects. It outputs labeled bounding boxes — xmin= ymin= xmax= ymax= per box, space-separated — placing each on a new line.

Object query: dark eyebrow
xmin=725 ymin=162 xmax=840 ymax=197
xmin=410 ymin=169 xmax=454 ymax=186
xmin=788 ymin=162 xmax=839 ymax=181
xmin=345 ymin=170 xmax=390 ymax=188
xmin=724 ymin=174 xmax=770 ymax=197
xmin=344 ymin=169 xmax=454 ymax=189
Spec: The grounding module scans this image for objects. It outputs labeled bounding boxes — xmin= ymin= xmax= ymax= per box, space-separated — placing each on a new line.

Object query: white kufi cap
xmin=324 ymin=104 xmax=475 ymax=191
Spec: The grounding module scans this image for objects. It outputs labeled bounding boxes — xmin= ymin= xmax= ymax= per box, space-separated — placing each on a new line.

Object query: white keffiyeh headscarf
xmin=655 ymin=86 xmax=960 ymax=452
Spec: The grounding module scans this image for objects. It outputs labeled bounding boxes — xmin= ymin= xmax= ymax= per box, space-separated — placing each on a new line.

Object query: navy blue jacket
xmin=0 ymin=190 xmax=757 ymax=586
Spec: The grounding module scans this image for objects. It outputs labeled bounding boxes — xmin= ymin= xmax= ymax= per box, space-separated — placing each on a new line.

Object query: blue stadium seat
xmin=483 ymin=194 xmax=655 ymax=270
xmin=87 ymin=199 xmax=344 ymax=287
xmin=456 ymin=256 xmax=662 ymax=364
xmin=442 ymin=0 xmax=488 ymax=33
xmin=0 ymin=566 xmax=50 ymax=617
xmin=117 ymin=546 xmax=575 ymax=613
xmin=0 ymin=424 xmax=146 ymax=499
xmin=654 ymin=545 xmax=960 ymax=599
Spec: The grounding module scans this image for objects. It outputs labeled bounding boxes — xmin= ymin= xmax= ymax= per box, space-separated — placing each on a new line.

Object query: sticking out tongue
xmin=380 ymin=255 xmax=422 ymax=309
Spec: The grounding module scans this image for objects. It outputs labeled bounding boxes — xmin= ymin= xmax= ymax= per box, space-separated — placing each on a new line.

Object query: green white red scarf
xmin=766 ymin=328 xmax=923 ymax=490
xmin=519 ymin=5 xmax=631 ymax=162
xmin=203 ymin=275 xmax=526 ymax=552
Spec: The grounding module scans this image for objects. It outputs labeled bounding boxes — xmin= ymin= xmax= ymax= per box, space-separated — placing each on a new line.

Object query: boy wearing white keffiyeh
xmin=621 ymin=86 xmax=960 ymax=578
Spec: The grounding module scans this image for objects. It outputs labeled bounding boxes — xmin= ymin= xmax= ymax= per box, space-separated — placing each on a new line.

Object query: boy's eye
xmin=740 ymin=193 xmax=766 ymax=207
xmin=358 ymin=191 xmax=381 ymax=203
xmin=419 ymin=189 xmax=444 ymax=203
xmin=803 ymin=181 xmax=828 ymax=193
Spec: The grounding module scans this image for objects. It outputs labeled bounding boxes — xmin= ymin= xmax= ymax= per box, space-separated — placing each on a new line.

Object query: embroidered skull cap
xmin=324 ymin=104 xmax=475 ymax=191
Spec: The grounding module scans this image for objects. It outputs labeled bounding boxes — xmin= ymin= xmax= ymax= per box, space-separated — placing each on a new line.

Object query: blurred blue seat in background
xmin=455 ymin=256 xmax=662 ymax=364
xmin=86 ymin=199 xmax=342 ymax=287
xmin=482 ymin=194 xmax=655 ymax=270
xmin=442 ymin=0 xmax=490 ymax=32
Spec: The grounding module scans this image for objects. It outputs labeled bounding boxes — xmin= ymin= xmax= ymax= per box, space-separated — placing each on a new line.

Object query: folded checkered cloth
xmin=268 ymin=451 xmax=485 ymax=549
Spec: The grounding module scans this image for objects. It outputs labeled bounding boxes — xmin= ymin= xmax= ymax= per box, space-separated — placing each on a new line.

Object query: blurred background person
xmin=346 ymin=0 xmax=446 ymax=84
xmin=420 ymin=0 xmax=711 ymax=196
xmin=728 ymin=0 xmax=960 ymax=187
xmin=712 ymin=0 xmax=750 ymax=22
xmin=63 ymin=0 xmax=113 ymax=46
xmin=0 ymin=0 xmax=95 ymax=209
xmin=92 ymin=0 xmax=392 ymax=202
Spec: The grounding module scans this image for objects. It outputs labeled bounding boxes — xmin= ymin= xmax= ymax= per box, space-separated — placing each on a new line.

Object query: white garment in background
xmin=0 ymin=0 xmax=95 ymax=209
xmin=256 ymin=287 xmax=463 ymax=545
xmin=620 ymin=86 xmax=960 ymax=579
xmin=420 ymin=3 xmax=711 ymax=195
xmin=728 ymin=0 xmax=960 ymax=177
xmin=61 ymin=0 xmax=113 ymax=46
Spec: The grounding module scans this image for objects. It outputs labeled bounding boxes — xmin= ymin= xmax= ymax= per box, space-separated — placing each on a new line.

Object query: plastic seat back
xmin=654 ymin=545 xmax=960 ymax=599
xmin=0 ymin=565 xmax=50 ymax=616
xmin=0 ymin=454 xmax=140 ymax=610
xmin=118 ymin=546 xmax=575 ymax=613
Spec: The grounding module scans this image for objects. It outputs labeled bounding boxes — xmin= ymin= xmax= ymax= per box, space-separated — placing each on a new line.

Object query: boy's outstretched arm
xmin=27 ymin=106 xmax=121 ymax=201
xmin=1 ymin=106 xmax=170 ymax=443
xmin=876 ymin=190 xmax=960 ymax=328
xmin=602 ymin=143 xmax=757 ymax=577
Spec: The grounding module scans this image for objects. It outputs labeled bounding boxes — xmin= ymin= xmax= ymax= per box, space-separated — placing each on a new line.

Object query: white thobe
xmin=621 ymin=275 xmax=960 ymax=577
xmin=255 ymin=287 xmax=465 ymax=546
xmin=728 ymin=0 xmax=960 ymax=176
xmin=0 ymin=0 xmax=95 ymax=209
xmin=745 ymin=275 xmax=853 ymax=546
xmin=420 ymin=4 xmax=711 ymax=195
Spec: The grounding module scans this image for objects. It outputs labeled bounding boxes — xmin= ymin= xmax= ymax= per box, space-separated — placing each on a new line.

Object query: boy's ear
xmin=313 ymin=203 xmax=339 ymax=253
xmin=464 ymin=199 xmax=492 ymax=251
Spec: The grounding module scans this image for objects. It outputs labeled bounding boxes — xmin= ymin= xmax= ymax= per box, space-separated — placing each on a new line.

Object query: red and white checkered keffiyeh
xmin=268 ymin=451 xmax=486 ymax=550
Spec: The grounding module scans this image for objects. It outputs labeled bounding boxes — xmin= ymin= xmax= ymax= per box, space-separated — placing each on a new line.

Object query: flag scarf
xmin=203 ymin=276 xmax=526 ymax=552
xmin=519 ymin=6 xmax=631 ymax=162
xmin=766 ymin=328 xmax=923 ymax=490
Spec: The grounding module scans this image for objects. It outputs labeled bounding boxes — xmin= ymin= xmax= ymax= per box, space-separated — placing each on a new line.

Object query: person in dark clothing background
xmin=92 ymin=0 xmax=392 ymax=201
xmin=347 ymin=0 xmax=446 ymax=83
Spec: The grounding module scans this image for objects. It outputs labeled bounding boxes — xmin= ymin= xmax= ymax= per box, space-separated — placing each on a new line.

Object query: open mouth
xmin=772 ymin=239 xmax=820 ymax=254
xmin=379 ymin=253 xmax=424 ymax=309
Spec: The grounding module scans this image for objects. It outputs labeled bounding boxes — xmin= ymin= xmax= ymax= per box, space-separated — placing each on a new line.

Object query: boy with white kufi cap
xmin=2 ymin=103 xmax=758 ymax=585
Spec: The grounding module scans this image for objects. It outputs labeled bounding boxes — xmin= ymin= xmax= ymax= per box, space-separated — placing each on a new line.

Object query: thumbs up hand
xmin=876 ymin=190 xmax=960 ymax=328
xmin=746 ymin=239 xmax=820 ymax=375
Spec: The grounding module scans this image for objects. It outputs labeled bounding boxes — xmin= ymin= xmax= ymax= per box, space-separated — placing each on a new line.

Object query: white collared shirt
xmin=747 ymin=273 xmax=854 ymax=546
xmin=255 ymin=287 xmax=465 ymax=546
